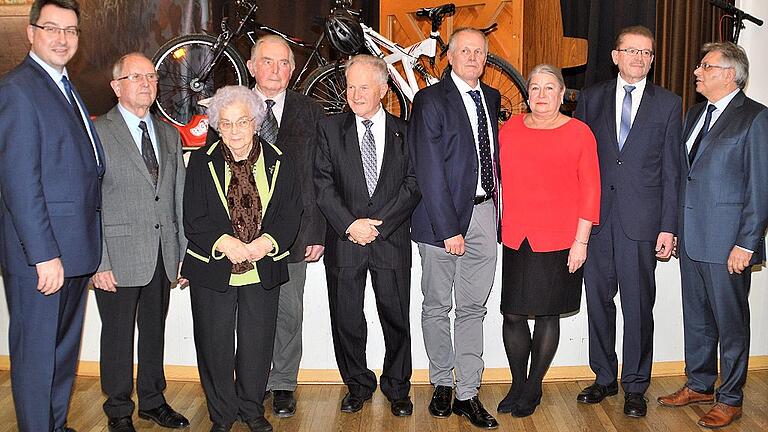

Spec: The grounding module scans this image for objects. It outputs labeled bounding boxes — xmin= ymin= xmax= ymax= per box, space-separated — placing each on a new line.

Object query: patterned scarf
xmin=221 ymin=140 xmax=263 ymax=274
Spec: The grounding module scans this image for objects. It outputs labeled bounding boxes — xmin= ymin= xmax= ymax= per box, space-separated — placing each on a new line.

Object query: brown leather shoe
xmin=697 ymin=403 xmax=742 ymax=428
xmin=657 ymin=386 xmax=714 ymax=407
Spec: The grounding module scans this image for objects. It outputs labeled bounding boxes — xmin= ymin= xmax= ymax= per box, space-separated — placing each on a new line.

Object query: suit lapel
xmin=153 ymin=115 xmax=171 ymax=188
xmin=621 ymin=83 xmax=656 ymax=154
xmin=341 ymin=113 xmax=368 ymax=196
xmin=205 ymin=141 xmax=229 ymax=217
xmin=106 ymin=107 xmax=156 ymax=187
xmin=691 ymin=91 xmax=746 ymax=169
xmin=373 ymin=113 xmax=400 ymax=198
xmin=600 ymin=80 xmax=620 ymax=155
xmin=276 ymin=92 xmax=297 ymax=148
xmin=444 ymin=78 xmax=475 ymax=146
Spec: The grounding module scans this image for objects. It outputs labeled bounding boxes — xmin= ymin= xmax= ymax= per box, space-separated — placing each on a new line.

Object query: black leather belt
xmin=473 ymin=194 xmax=493 ymax=205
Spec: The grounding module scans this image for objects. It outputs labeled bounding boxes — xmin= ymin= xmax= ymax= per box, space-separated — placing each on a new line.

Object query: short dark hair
xmin=614 ymin=25 xmax=655 ymax=52
xmin=29 ymin=0 xmax=81 ymax=25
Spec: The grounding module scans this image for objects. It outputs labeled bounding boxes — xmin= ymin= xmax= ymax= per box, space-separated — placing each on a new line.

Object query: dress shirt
xmin=614 ymin=74 xmax=647 ymax=142
xmin=450 ymin=71 xmax=496 ymax=196
xmin=29 ymin=51 xmax=99 ymax=164
xmin=685 ymin=88 xmax=740 ymax=152
xmin=117 ymin=103 xmax=160 ymax=165
xmin=254 ymin=86 xmax=287 ymax=127
xmin=354 ymin=104 xmax=387 ymax=174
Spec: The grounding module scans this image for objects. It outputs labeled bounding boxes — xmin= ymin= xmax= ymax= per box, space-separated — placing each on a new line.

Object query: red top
xmin=500 ymin=115 xmax=600 ymax=252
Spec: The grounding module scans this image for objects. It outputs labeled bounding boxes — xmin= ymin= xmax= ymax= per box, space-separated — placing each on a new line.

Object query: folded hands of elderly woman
xmin=216 ymin=234 xmax=274 ymax=264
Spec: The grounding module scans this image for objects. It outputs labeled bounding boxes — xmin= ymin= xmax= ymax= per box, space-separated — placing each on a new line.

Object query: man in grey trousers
xmin=91 ymin=52 xmax=188 ymax=432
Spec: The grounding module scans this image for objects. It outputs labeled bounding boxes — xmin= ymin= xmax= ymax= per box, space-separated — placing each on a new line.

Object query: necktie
xmin=139 ymin=121 xmax=159 ymax=186
xmin=61 ymin=75 xmax=88 ymax=135
xmin=618 ymin=85 xmax=636 ymax=150
xmin=361 ymin=119 xmax=377 ymax=197
xmin=688 ymin=104 xmax=717 ymax=164
xmin=467 ymin=90 xmax=494 ymax=196
xmin=259 ymin=99 xmax=279 ymax=145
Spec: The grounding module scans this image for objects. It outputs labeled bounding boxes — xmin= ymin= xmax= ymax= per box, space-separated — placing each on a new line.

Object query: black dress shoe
xmin=428 ymin=385 xmax=453 ymax=417
xmin=138 ymin=403 xmax=190 ymax=428
xmin=624 ymin=393 xmax=648 ymax=418
xmin=576 ymin=381 xmax=618 ymax=404
xmin=209 ymin=423 xmax=232 ymax=432
xmin=272 ymin=390 xmax=297 ymax=417
xmin=452 ymin=396 xmax=499 ymax=429
xmin=108 ymin=416 xmax=136 ymax=432
xmin=245 ymin=416 xmax=273 ymax=432
xmin=390 ymin=397 xmax=414 ymax=416
xmin=340 ymin=392 xmax=371 ymax=413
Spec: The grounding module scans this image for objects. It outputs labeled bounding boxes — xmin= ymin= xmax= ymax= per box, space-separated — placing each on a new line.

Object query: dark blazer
xmin=574 ymin=79 xmax=682 ymax=241
xmin=679 ymin=91 xmax=768 ymax=265
xmin=181 ymin=139 xmax=302 ymax=291
xmin=408 ymin=76 xmax=501 ymax=247
xmin=314 ymin=111 xmax=420 ymax=269
xmin=0 ymin=55 xmax=104 ymax=278
xmin=207 ymin=90 xmax=326 ymax=262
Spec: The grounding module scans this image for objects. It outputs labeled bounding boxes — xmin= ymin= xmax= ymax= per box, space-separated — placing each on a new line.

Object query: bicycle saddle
xmin=415 ymin=3 xmax=456 ymax=21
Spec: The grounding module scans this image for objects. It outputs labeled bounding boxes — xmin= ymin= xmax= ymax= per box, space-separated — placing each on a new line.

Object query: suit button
xmin=610 ymin=185 xmax=615 ymax=191
xmin=687 ymin=176 xmax=692 ymax=181
xmin=368 ymin=202 xmax=373 ymax=207
xmin=616 ymin=159 xmax=623 ymax=165
xmin=154 ymin=224 xmax=160 ymax=229
xmin=96 ymin=206 xmax=101 ymax=212
xmin=155 ymin=196 xmax=159 ymax=201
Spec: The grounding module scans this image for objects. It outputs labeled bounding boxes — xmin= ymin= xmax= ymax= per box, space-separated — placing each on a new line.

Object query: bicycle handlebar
xmin=710 ymin=0 xmax=763 ymax=26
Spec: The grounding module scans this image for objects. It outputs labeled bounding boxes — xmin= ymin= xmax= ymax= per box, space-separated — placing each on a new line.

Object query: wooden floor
xmin=1 ymin=370 xmax=767 ymax=431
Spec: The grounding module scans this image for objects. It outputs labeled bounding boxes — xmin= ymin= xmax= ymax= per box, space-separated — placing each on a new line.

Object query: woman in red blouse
xmin=496 ymin=64 xmax=600 ymax=417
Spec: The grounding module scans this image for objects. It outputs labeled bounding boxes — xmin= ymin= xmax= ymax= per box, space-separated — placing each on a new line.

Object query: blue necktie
xmin=618 ymin=85 xmax=635 ymax=150
xmin=61 ymin=75 xmax=88 ymax=135
xmin=467 ymin=90 xmax=494 ymax=196
xmin=688 ymin=104 xmax=717 ymax=164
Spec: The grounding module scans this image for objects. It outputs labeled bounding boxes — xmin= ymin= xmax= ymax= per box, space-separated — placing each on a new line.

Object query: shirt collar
xmin=616 ymin=73 xmax=647 ymax=95
xmin=29 ymin=51 xmax=68 ymax=84
xmin=451 ymin=70 xmax=482 ymax=93
xmin=709 ymin=88 xmax=740 ymax=112
xmin=117 ymin=102 xmax=153 ymax=130
xmin=253 ymin=86 xmax=287 ymax=106
xmin=355 ymin=104 xmax=386 ymax=126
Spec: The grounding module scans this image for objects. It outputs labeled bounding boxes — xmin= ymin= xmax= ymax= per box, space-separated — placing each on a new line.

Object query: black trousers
xmin=94 ymin=254 xmax=171 ymax=418
xmin=190 ymin=282 xmax=279 ymax=425
xmin=326 ymin=263 xmax=412 ymax=401
xmin=583 ymin=209 xmax=657 ymax=394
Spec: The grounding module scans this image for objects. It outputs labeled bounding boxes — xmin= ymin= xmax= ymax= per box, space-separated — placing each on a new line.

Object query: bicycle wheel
xmin=300 ymin=62 xmax=410 ymax=120
xmin=153 ymin=34 xmax=249 ymax=126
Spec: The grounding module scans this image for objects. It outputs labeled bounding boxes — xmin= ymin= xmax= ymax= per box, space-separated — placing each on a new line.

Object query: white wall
xmin=2 ymin=2 xmax=768 ymax=371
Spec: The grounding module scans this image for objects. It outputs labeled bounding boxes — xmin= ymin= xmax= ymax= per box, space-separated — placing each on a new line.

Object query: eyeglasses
xmin=616 ymin=48 xmax=654 ymax=58
xmin=31 ymin=24 xmax=80 ymax=38
xmin=695 ymin=63 xmax=733 ymax=71
xmin=218 ymin=117 xmax=254 ymax=132
xmin=115 ymin=73 xmax=159 ymax=82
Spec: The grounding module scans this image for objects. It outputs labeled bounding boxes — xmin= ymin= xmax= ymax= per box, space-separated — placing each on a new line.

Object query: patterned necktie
xmin=618 ymin=85 xmax=636 ymax=150
xmin=467 ymin=90 xmax=494 ymax=196
xmin=259 ymin=99 xmax=279 ymax=145
xmin=138 ymin=121 xmax=159 ymax=186
xmin=688 ymin=104 xmax=717 ymax=165
xmin=361 ymin=119 xmax=377 ymax=197
xmin=61 ymin=75 xmax=88 ymax=135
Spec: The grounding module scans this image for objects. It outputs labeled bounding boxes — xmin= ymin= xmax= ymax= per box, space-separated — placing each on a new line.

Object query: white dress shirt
xmin=685 ymin=88 xmax=740 ymax=152
xmin=355 ymin=104 xmax=387 ymax=175
xmin=615 ymin=74 xmax=647 ymax=142
xmin=117 ymin=103 xmax=160 ymax=165
xmin=450 ymin=71 xmax=495 ymax=196
xmin=254 ymin=87 xmax=287 ymax=127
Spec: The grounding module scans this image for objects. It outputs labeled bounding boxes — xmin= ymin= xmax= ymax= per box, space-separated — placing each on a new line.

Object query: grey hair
xmin=702 ymin=42 xmax=749 ymax=89
xmin=527 ymin=63 xmax=565 ymax=90
xmin=207 ymin=85 xmax=266 ymax=131
xmin=345 ymin=54 xmax=388 ymax=85
xmin=111 ymin=52 xmax=153 ymax=80
xmin=447 ymin=27 xmax=489 ymax=54
xmin=250 ymin=34 xmax=296 ymax=68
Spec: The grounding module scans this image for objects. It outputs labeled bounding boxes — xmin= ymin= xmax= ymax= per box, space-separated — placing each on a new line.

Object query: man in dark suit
xmin=409 ymin=28 xmax=500 ymax=429
xmin=206 ymin=36 xmax=326 ymax=417
xmin=658 ymin=42 xmax=768 ymax=429
xmin=90 ymin=53 xmax=189 ymax=432
xmin=0 ymin=1 xmax=104 ymax=431
xmin=573 ymin=25 xmax=682 ymax=418
xmin=314 ymin=54 xmax=420 ymax=417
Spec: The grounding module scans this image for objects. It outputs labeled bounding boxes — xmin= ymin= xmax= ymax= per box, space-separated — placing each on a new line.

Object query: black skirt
xmin=501 ymin=239 xmax=583 ymax=315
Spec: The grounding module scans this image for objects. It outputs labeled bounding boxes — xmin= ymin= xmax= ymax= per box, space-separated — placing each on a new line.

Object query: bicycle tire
xmin=300 ymin=62 xmax=410 ymax=120
xmin=485 ymin=54 xmax=529 ymax=122
xmin=152 ymin=34 xmax=249 ymax=126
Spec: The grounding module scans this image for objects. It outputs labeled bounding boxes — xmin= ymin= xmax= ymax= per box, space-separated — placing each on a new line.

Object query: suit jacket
xmin=314 ymin=110 xmax=420 ymax=269
xmin=93 ymin=106 xmax=186 ymax=286
xmin=408 ymin=77 xmax=501 ymax=247
xmin=679 ymin=90 xmax=768 ymax=265
xmin=574 ymin=79 xmax=682 ymax=241
xmin=0 ymin=55 xmax=104 ymax=279
xmin=181 ymin=139 xmax=301 ymax=291
xmin=207 ymin=89 xmax=326 ymax=262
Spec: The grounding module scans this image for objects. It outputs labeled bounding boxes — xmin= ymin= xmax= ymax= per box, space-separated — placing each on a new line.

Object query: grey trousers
xmin=267 ymin=260 xmax=307 ymax=391
xmin=418 ymin=199 xmax=497 ymax=400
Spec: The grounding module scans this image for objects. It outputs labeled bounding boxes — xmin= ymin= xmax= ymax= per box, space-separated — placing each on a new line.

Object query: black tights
xmin=499 ymin=313 xmax=560 ymax=408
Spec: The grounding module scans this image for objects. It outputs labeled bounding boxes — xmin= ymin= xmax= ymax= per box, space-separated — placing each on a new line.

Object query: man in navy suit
xmin=573 ymin=25 xmax=681 ymax=418
xmin=658 ymin=42 xmax=768 ymax=429
xmin=0 ymin=1 xmax=103 ymax=431
xmin=409 ymin=28 xmax=500 ymax=429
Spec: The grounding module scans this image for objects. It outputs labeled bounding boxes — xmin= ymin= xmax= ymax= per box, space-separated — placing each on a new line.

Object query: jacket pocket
xmin=47 ymin=201 xmax=75 ymax=216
